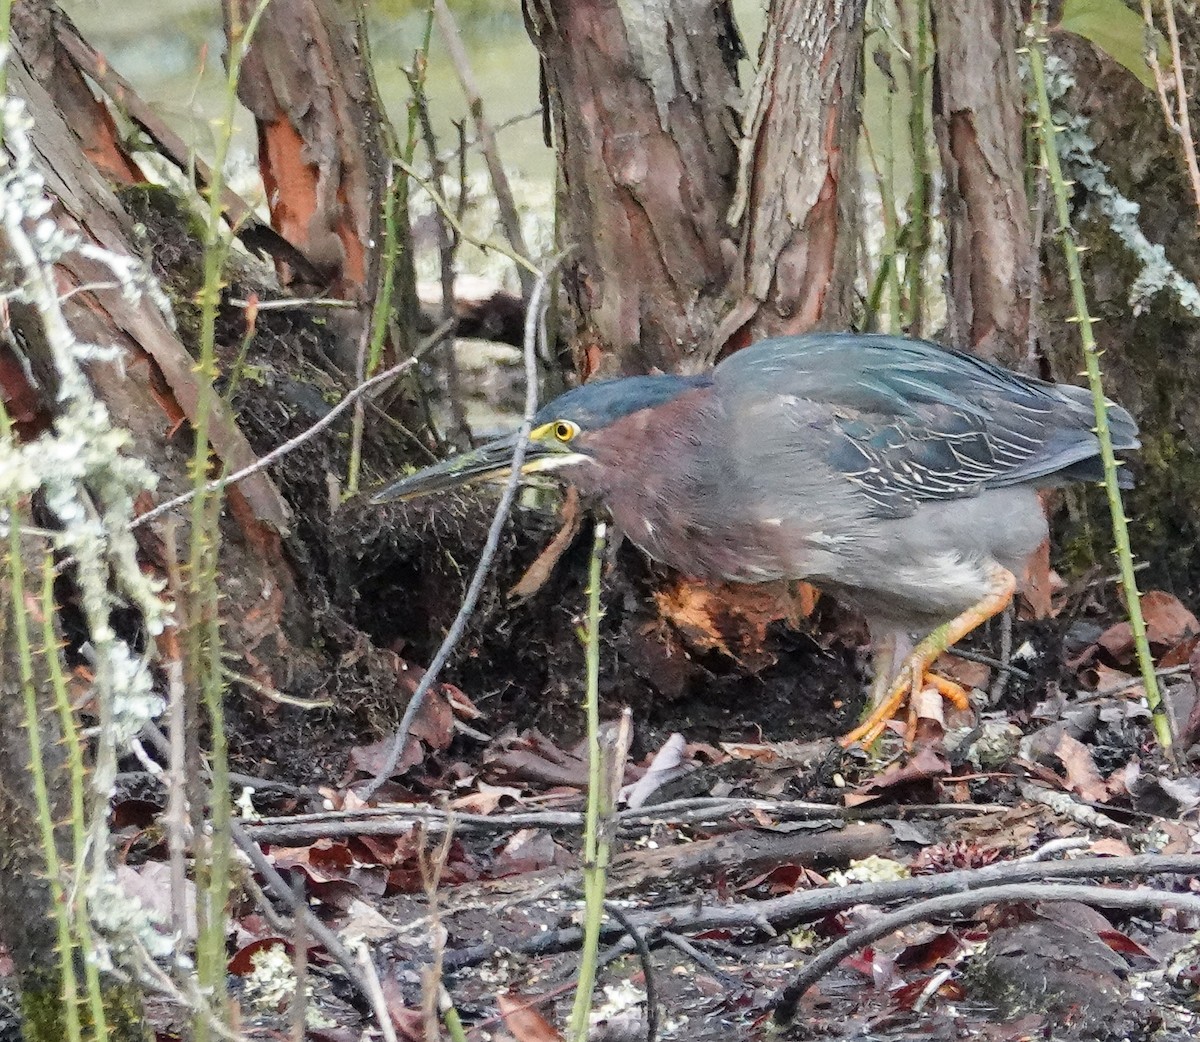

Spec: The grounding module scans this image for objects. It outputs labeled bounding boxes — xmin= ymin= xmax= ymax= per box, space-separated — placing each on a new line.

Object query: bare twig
xmin=229 ymin=821 xmax=371 ymax=995
xmin=433 ymin=0 xmax=536 ymax=300
xmin=988 ymin=607 xmax=1016 ymax=705
xmin=659 ymin=932 xmax=735 ymax=983
xmin=409 ymin=65 xmax=469 ymax=449
xmin=355 ymin=944 xmax=400 ymax=1042
xmin=396 ymin=152 xmax=539 ymax=279
xmin=772 ymin=882 xmax=1200 ymax=1021
xmin=131 ymin=349 xmax=426 ymax=530
xmin=439 ymin=107 xmax=543 ymax=165
xmin=136 ymin=720 xmax=380 ymax=1014
xmin=603 ymin=901 xmax=659 ymax=1042
xmin=1143 ymin=0 xmax=1200 ymax=224
xmin=240 ymin=796 xmax=1008 ymax=844
xmin=289 ymin=876 xmax=308 ymax=1042
xmin=432 ymin=854 xmax=1200 ymax=975
xmin=1018 ymin=836 xmax=1091 ymax=862
xmin=360 ymin=255 xmax=562 ymax=800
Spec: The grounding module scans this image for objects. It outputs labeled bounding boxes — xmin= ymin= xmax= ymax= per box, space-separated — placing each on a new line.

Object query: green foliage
xmin=1057 ymin=0 xmax=1165 ymax=89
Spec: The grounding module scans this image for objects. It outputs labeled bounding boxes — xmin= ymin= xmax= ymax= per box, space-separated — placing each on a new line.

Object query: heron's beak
xmin=369 ymin=433 xmax=583 ymax=504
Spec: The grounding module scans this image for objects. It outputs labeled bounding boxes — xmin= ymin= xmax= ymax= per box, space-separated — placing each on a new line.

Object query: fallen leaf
xmin=1022 ymin=536 xmax=1053 ymax=619
xmin=1098 ymin=929 xmax=1156 ymax=960
xmin=509 ymin=485 xmax=581 ymax=600
xmin=1055 ymin=733 xmax=1108 ymax=803
xmin=347 ymin=733 xmax=423 ymax=779
xmin=229 ymin=937 xmax=291 ymax=975
xmin=338 ymin=898 xmax=396 ymax=946
xmin=1140 ymin=590 xmax=1199 ymax=649
xmin=623 ymin=733 xmax=689 ymax=809
xmin=857 ymin=747 xmax=950 ymax=795
xmin=936 ymin=654 xmax=991 ymax=691
xmin=451 ymin=782 xmax=522 ymax=815
xmin=1157 ymin=632 xmax=1200 ymax=669
xmin=1097 ymin=621 xmax=1134 ymax=662
xmin=497 ymin=992 xmax=563 ymax=1042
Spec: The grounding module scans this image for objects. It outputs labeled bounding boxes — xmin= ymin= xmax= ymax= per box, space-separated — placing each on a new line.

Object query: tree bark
xmin=227 ymin=0 xmax=390 ymax=370
xmin=931 ymin=0 xmax=1033 ymax=369
xmin=1040 ymin=27 xmax=1200 ymax=591
xmin=523 ymin=0 xmax=743 ymax=376
xmin=720 ymin=0 xmax=866 ymax=350
xmin=5 ymin=46 xmax=321 ymax=747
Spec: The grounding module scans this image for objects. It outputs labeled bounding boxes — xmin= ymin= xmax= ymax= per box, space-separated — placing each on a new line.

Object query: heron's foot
xmin=839 ymin=670 xmax=971 ymax=748
xmin=840 ymin=565 xmax=1016 ymax=750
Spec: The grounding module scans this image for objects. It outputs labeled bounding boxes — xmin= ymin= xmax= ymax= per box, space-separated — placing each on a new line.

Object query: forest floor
xmin=109 ymin=515 xmax=1200 ymax=1042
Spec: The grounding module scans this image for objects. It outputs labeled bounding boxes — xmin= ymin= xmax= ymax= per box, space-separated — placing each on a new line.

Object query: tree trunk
xmin=1040 ymin=26 xmax=1200 ymax=592
xmin=720 ymin=0 xmax=866 ymax=350
xmin=523 ymin=0 xmax=743 ymax=376
xmin=931 ymin=0 xmax=1033 ymax=370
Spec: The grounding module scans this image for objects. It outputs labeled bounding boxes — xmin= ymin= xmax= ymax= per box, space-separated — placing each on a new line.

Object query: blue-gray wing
xmin=714 ymin=333 xmax=1139 ymax=519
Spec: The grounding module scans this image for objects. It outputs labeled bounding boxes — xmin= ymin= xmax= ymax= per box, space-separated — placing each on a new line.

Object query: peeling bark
xmin=932 ymin=0 xmax=1033 ymax=369
xmin=3 ymin=38 xmax=312 ymax=700
xmin=11 ymin=0 xmax=142 ymax=185
xmin=721 ymin=0 xmax=866 ymax=350
xmin=524 ymin=0 xmax=743 ymax=376
xmin=227 ymin=0 xmax=388 ymax=368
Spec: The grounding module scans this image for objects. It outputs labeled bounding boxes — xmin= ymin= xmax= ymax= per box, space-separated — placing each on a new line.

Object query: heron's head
xmin=369 ymin=373 xmax=711 ymax=503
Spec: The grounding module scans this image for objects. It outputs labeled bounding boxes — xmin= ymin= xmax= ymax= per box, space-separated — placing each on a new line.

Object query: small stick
xmin=604 ymin=901 xmax=659 ymax=1042
xmin=360 ymin=256 xmax=562 ymax=799
xmin=433 ymin=0 xmax=535 ymax=299
xmin=132 ymin=354 xmax=419 ymax=530
xmin=772 ymin=882 xmax=1200 ymax=1022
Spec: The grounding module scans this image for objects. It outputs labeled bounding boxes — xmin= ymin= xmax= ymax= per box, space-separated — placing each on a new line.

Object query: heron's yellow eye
xmin=553 ymin=420 xmax=578 ymax=442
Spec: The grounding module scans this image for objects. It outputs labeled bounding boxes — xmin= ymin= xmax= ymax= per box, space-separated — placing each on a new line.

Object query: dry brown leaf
xmin=857 ymin=746 xmax=950 ymax=796
xmin=1081 ymin=662 xmax=1138 ymax=697
xmin=1055 ymin=733 xmax=1108 ymax=803
xmin=936 ymin=653 xmax=991 ymax=691
xmin=497 ymin=992 xmax=563 ymax=1042
xmin=509 ymin=486 xmax=582 ymax=600
xmin=1022 ymin=535 xmax=1053 ymax=619
xmin=1140 ymin=590 xmax=1200 ymax=649
xmin=1087 ymin=837 xmax=1134 ymax=857
xmin=1097 ymin=621 xmax=1134 ymax=662
xmin=450 ymin=782 xmax=523 ymax=815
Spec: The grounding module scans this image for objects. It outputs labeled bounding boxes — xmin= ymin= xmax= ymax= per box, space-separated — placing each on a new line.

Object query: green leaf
xmin=1057 ymin=0 xmax=1167 ymax=90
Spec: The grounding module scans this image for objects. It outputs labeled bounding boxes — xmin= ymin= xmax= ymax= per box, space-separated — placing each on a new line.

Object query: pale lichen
xmin=0 ymin=81 xmax=174 ymax=975
xmin=1038 ymin=52 xmax=1200 ymax=319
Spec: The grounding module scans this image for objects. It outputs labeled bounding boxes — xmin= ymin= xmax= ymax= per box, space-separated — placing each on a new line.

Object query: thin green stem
xmin=1028 ymin=8 xmax=1173 ymax=756
xmin=4 ymin=511 xmax=81 ymax=1042
xmin=345 ymin=4 xmax=433 ymax=494
xmin=188 ymin=5 xmax=272 ymax=1035
xmin=569 ymin=521 xmax=608 ymax=1041
xmin=41 ymin=559 xmax=109 ymax=1042
xmin=904 ymin=0 xmax=931 ymax=335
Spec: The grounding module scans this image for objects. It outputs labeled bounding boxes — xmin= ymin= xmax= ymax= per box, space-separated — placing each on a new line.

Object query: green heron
xmin=372 ymin=333 xmax=1139 ymax=746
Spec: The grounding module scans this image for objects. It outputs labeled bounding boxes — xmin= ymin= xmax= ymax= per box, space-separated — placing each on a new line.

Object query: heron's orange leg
xmin=841 ymin=566 xmax=1017 ymax=749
